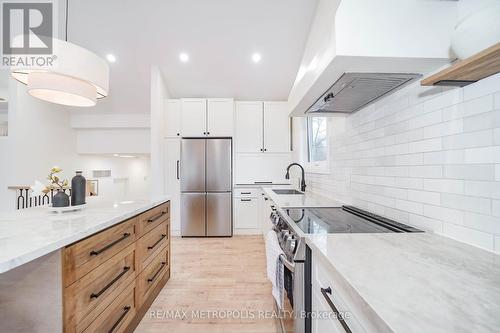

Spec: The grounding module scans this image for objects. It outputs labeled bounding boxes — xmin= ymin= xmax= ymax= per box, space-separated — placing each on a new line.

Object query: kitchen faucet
xmin=285 ymin=163 xmax=306 ymax=192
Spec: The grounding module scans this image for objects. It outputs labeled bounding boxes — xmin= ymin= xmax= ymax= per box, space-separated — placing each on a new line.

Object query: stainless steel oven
xmin=270 ymin=209 xmax=307 ymax=333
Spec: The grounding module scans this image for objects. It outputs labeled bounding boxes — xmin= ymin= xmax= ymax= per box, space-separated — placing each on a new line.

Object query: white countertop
xmin=0 ymin=196 xmax=170 ymax=274
xmin=306 ymin=233 xmax=500 ymax=333
xmin=264 ymin=189 xmax=500 ymax=332
xmin=263 ymin=188 xmax=343 ymax=208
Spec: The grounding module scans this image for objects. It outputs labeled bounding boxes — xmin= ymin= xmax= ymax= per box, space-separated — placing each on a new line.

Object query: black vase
xmin=71 ymin=171 xmax=86 ymax=206
xmin=53 ymin=189 xmax=70 ymax=207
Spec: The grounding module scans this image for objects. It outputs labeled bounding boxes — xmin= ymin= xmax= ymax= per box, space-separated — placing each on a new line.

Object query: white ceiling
xmin=67 ymin=0 xmax=318 ymax=114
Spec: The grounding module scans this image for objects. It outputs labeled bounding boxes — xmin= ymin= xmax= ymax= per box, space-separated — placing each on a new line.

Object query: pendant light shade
xmin=11 ymin=38 xmax=109 ymax=107
xmin=27 ymin=71 xmax=97 ymax=107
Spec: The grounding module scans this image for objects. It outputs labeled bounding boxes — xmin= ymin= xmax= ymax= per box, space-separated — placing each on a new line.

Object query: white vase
xmin=451 ymin=3 xmax=500 ymax=59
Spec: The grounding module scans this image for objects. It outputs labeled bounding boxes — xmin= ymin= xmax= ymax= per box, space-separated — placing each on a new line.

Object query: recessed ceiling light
xmin=252 ymin=53 xmax=262 ymax=63
xmin=106 ymin=54 xmax=116 ymax=63
xmin=179 ymin=52 xmax=189 ymax=63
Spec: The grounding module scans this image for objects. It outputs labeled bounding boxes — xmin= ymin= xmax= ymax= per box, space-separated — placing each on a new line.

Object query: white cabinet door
xmin=165 ymin=99 xmax=181 ymax=137
xmin=235 ymin=101 xmax=263 ymax=152
xmin=164 ymin=138 xmax=181 ymax=232
xmin=181 ymin=98 xmax=207 ymax=137
xmin=233 ymin=197 xmax=261 ymax=229
xmin=207 ymin=98 xmax=234 ymax=137
xmin=263 ymin=102 xmax=290 ymax=153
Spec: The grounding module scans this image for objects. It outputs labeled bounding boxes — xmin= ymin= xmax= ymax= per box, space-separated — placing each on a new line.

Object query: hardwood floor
xmin=135 ymin=235 xmax=279 ymax=333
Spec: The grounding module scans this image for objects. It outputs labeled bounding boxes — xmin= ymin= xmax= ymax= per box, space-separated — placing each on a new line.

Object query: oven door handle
xmin=279 ymin=254 xmax=295 ymax=273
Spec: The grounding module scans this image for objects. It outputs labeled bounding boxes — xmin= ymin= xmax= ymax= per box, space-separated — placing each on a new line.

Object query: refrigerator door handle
xmin=176 ymin=160 xmax=180 ymax=180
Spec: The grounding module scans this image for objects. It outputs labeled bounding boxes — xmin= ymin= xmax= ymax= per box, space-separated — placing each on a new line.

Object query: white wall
xmin=76 ymin=155 xmax=150 ymax=201
xmin=150 ymin=66 xmax=170 ymax=198
xmin=0 ymin=81 xmax=78 ymax=211
xmin=76 ymin=128 xmax=150 ymax=154
xmin=293 ymin=73 xmax=500 ymax=253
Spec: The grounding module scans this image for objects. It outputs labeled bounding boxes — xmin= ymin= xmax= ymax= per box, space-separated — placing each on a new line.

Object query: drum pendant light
xmin=10 ymin=0 xmax=109 ymax=107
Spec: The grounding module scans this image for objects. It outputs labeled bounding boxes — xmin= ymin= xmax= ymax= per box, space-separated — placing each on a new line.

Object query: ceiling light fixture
xmin=179 ymin=53 xmax=189 ymax=63
xmin=106 ymin=54 xmax=116 ymax=63
xmin=10 ymin=0 xmax=109 ymax=107
xmin=252 ymin=53 xmax=262 ymax=63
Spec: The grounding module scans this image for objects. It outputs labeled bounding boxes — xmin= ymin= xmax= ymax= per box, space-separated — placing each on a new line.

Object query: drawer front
xmin=233 ymin=197 xmax=260 ymax=229
xmin=136 ymin=245 xmax=170 ymax=307
xmin=63 ymin=218 xmax=137 ymax=287
xmin=234 ymin=188 xmax=260 ymax=198
xmin=82 ymin=283 xmax=136 ymax=333
xmin=65 ymin=244 xmax=136 ymax=333
xmin=136 ymin=220 xmax=169 ymax=272
xmin=137 ymin=202 xmax=170 ymax=237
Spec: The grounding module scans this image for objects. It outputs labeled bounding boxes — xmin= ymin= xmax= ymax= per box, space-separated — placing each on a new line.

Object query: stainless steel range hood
xmin=306 ymin=72 xmax=421 ymax=114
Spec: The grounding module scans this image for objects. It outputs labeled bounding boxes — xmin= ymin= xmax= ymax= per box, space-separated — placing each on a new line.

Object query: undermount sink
xmin=273 ymin=189 xmax=304 ymax=195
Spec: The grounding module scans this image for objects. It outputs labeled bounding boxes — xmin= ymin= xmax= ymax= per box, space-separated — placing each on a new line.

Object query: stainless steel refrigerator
xmin=180 ymin=138 xmax=232 ymax=237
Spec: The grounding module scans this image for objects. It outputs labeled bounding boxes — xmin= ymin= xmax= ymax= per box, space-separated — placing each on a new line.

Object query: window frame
xmin=304 ymin=117 xmax=329 ymax=174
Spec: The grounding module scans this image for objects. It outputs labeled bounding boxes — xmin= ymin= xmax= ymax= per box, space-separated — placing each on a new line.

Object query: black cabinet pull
xmin=264 ymin=197 xmax=269 ymax=201
xmin=148 ymin=211 xmax=166 ymax=223
xmin=254 ymin=181 xmax=272 ymax=184
xmin=148 ymin=262 xmax=166 ymax=283
xmin=264 ymin=148 xmax=267 ymax=151
xmin=176 ymin=160 xmax=180 ymax=180
xmin=241 ymin=199 xmax=251 ymax=202
xmin=241 ymin=192 xmax=251 ymax=195
xmin=90 ymin=233 xmax=131 ymax=256
xmin=90 ymin=266 xmax=130 ymax=299
xmin=107 ymin=305 xmax=131 ymax=333
xmin=176 ymin=133 xmax=180 ymax=136
xmin=147 ymin=234 xmax=166 ymax=250
xmin=321 ymin=287 xmax=352 ymax=333
xmin=203 ymin=132 xmax=206 ymax=135
xmin=207 ymin=132 xmax=210 ymax=135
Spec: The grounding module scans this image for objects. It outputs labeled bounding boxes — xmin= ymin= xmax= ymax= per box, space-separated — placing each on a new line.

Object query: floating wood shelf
xmin=421 ymin=42 xmax=500 ymax=87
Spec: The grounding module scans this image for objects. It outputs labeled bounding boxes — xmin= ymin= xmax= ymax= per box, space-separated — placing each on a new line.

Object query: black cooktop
xmin=284 ymin=206 xmax=423 ymax=234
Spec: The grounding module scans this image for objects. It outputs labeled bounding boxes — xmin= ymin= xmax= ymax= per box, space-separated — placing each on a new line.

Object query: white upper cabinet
xmin=181 ymin=98 xmax=207 ymax=137
xmin=235 ymin=101 xmax=263 ymax=152
xmin=235 ymin=101 xmax=290 ymax=153
xmin=165 ymin=99 xmax=181 ymax=137
xmin=207 ymin=98 xmax=234 ymax=137
xmin=263 ymin=102 xmax=290 ymax=153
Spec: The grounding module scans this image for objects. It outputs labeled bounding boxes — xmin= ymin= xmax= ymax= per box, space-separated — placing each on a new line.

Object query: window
xmin=307 ymin=117 xmax=327 ymax=162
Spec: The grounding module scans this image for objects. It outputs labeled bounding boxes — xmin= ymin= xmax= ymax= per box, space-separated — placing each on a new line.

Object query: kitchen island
xmin=0 ymin=197 xmax=171 ymax=333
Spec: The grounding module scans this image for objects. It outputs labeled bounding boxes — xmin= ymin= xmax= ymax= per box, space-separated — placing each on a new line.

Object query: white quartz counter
xmin=305 ymin=233 xmax=500 ymax=333
xmin=0 ymin=196 xmax=170 ymax=274
xmin=263 ymin=188 xmax=343 ymax=208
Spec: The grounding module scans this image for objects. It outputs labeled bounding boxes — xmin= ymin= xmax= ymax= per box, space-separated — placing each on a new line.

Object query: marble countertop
xmin=306 ymin=233 xmax=500 ymax=333
xmin=0 ymin=196 xmax=170 ymax=274
xmin=263 ymin=188 xmax=343 ymax=208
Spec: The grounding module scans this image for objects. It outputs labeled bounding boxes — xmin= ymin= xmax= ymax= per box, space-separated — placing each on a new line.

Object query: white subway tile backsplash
xmin=424 ymin=89 xmax=462 ymax=112
xmin=302 ymin=73 xmax=500 ymax=253
xmin=409 ymin=110 xmax=442 ymax=129
xmin=407 ymin=189 xmax=441 ymax=205
xmin=463 ymin=74 xmax=500 ymax=101
xmin=423 ymin=119 xmax=463 ymax=139
xmin=442 ymin=130 xmax=493 ymax=150
xmin=464 ymin=181 xmax=500 ymax=199
xmin=409 ymin=214 xmax=443 ymax=232
xmin=443 ymin=164 xmax=496 ymax=181
xmin=424 ymin=150 xmax=464 ymax=165
xmin=396 ymin=199 xmax=423 ymax=214
xmin=409 ymin=138 xmax=442 ymax=153
xmin=423 ymin=205 xmax=464 ymax=225
xmin=408 ymin=165 xmax=443 ymax=178
xmin=464 ymin=212 xmax=500 ymax=235
xmin=423 ymin=179 xmax=464 ymax=194
xmin=465 ymin=146 xmax=500 ymax=164
xmin=442 ymin=223 xmax=494 ymax=251
xmin=442 ymin=95 xmax=493 ymax=121
xmin=441 ymin=193 xmax=491 ymax=215
xmin=463 ymin=111 xmax=500 ymax=132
